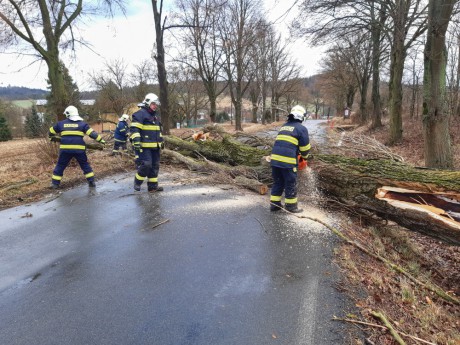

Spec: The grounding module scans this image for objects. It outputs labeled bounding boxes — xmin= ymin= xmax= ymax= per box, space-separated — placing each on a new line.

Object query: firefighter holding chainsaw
xmin=130 ymin=93 xmax=164 ymax=192
xmin=270 ymin=105 xmax=311 ymax=213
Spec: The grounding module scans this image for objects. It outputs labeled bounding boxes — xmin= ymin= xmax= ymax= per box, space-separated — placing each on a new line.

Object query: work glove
xmin=100 ymin=139 xmax=106 ymax=145
xmin=159 ymin=142 xmax=165 ymax=150
xmin=49 ymin=136 xmax=61 ymax=142
xmin=305 ymin=153 xmax=314 ymax=161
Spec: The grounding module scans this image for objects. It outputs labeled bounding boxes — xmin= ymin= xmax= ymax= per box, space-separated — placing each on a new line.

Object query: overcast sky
xmin=0 ymin=0 xmax=324 ymax=91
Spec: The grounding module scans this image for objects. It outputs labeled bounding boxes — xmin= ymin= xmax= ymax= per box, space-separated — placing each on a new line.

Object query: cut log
xmin=234 ymin=175 xmax=268 ymax=195
xmin=313 ymin=155 xmax=460 ymax=245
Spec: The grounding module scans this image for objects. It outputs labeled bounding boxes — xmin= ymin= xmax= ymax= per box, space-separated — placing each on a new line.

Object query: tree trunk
xmin=370 ymin=2 xmax=385 ymax=129
xmin=209 ymin=96 xmax=217 ymax=123
xmin=46 ymin=56 xmax=69 ymax=121
xmin=422 ymin=0 xmax=454 ymax=169
xmin=388 ymin=21 xmax=406 ymax=144
xmin=152 ymin=0 xmax=171 ymax=135
xmin=313 ymin=154 xmax=460 ymax=245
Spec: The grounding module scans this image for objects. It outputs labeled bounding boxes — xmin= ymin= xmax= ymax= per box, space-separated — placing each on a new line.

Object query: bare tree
xmin=130 ymin=59 xmax=158 ymax=103
xmin=168 ymin=62 xmax=209 ymax=127
xmin=422 ymin=0 xmax=456 ymax=169
xmin=89 ymin=59 xmax=134 ymax=117
xmin=319 ymin=47 xmax=360 ymax=117
xmin=0 ymin=0 xmax=125 ymax=120
xmin=335 ymin=33 xmax=373 ymax=124
xmin=221 ymin=0 xmax=262 ymax=131
xmin=294 ymin=0 xmax=428 ymax=143
xmin=151 ymin=0 xmax=173 ymax=134
xmin=385 ymin=0 xmax=428 ymax=144
xmin=175 ymin=0 xmax=228 ymax=123
xmin=267 ymin=31 xmax=302 ymax=122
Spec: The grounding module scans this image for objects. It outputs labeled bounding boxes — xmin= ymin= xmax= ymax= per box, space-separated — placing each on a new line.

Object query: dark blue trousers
xmin=51 ymin=150 xmax=94 ymax=185
xmin=134 ymin=148 xmax=160 ymax=189
xmin=270 ymin=166 xmax=298 ymax=205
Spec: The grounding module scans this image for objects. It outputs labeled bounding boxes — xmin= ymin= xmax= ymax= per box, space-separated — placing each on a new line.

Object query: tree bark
xmin=313 ymin=154 xmax=460 ymax=245
xmin=422 ymin=0 xmax=454 ymax=169
xmin=152 ymin=0 xmax=171 ymax=134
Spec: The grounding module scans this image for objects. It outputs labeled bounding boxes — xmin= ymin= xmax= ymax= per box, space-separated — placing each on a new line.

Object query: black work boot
xmin=88 ymin=180 xmax=96 ymax=188
xmin=270 ymin=203 xmax=283 ymax=212
xmin=148 ymin=186 xmax=164 ymax=192
xmin=50 ymin=183 xmax=60 ymax=190
xmin=134 ymin=179 xmax=141 ymax=191
xmin=285 ymin=203 xmax=303 ymax=213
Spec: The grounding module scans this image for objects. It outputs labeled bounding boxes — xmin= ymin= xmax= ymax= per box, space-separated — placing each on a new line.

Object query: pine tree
xmin=0 ymin=116 xmax=12 ymax=141
xmin=25 ymin=106 xmax=43 ymax=138
xmin=46 ymin=62 xmax=81 ymax=121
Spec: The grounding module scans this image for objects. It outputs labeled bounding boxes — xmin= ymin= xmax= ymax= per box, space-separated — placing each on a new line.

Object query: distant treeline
xmin=0 ymin=86 xmax=96 ymax=101
xmin=0 ymin=86 xmax=48 ymax=100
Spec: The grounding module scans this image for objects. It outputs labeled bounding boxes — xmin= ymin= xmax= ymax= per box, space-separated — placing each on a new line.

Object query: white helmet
xmin=64 ymin=105 xmax=79 ymax=118
xmin=289 ymin=105 xmax=306 ymax=121
xmin=119 ymin=114 xmax=130 ymax=121
xmin=142 ymin=93 xmax=160 ymax=107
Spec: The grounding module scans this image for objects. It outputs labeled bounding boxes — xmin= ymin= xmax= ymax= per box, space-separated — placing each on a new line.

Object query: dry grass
xmin=0 ymin=121 xmax=283 ymax=210
xmin=0 ymin=136 xmax=134 ymax=209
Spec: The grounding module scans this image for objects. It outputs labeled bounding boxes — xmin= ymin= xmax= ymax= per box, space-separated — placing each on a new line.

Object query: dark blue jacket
xmin=49 ymin=119 xmax=103 ymax=152
xmin=114 ymin=120 xmax=129 ymax=142
xmin=271 ymin=120 xmax=310 ymax=169
xmin=129 ymin=107 xmax=163 ymax=149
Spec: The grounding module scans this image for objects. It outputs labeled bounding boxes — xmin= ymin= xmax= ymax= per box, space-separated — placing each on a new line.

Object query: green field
xmin=11 ymin=100 xmax=35 ymax=109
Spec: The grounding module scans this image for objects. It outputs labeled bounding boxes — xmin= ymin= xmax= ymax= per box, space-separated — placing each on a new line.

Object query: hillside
xmin=0 ymin=86 xmax=49 ymax=100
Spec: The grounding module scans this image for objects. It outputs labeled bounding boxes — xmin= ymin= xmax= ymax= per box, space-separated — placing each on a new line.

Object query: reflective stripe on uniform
xmin=270 ymin=195 xmax=282 ymax=202
xmin=85 ymin=128 xmax=94 ymax=135
xmin=49 ymin=127 xmax=57 ymax=135
xmin=276 ymin=134 xmax=298 ymax=146
xmin=141 ymin=142 xmax=159 ymax=148
xmin=299 ymin=143 xmax=311 ymax=151
xmin=135 ymin=173 xmax=145 ymax=181
xmin=85 ymin=172 xmax=94 ymax=178
xmin=59 ymin=144 xmax=86 ymax=150
xmin=52 ymin=175 xmax=62 ymax=181
xmin=61 ymin=131 xmax=84 ymax=136
xmin=143 ymin=125 xmax=161 ymax=131
xmin=270 ymin=154 xmax=296 ymax=165
xmin=148 ymin=177 xmax=158 ymax=183
xmin=114 ymin=139 xmax=127 ymax=143
xmin=130 ymin=133 xmax=141 ymax=139
xmin=130 ymin=122 xmax=144 ymax=129
xmin=285 ymin=197 xmax=298 ymax=204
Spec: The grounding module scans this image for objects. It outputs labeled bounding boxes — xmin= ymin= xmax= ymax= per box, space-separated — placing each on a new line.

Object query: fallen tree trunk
xmin=164 ymin=135 xmax=271 ymax=166
xmin=163 ymin=135 xmax=460 ymax=245
xmin=313 ymin=154 xmax=460 ymax=245
xmin=162 ymin=149 xmax=270 ymax=194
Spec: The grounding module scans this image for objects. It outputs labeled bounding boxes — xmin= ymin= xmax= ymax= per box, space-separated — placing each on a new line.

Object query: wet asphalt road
xmin=0 ymin=120 xmax=352 ymax=345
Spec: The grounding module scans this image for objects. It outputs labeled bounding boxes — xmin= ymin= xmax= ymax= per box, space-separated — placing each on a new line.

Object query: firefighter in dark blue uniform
xmin=111 ymin=114 xmax=130 ymax=156
xmin=130 ymin=93 xmax=164 ymax=192
xmin=49 ymin=105 xmax=106 ymax=189
xmin=270 ymin=105 xmax=311 ymax=213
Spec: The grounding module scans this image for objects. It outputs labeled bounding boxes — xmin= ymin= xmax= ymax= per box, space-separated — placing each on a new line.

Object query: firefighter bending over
xmin=49 ymin=105 xmax=106 ymax=189
xmin=270 ymin=105 xmax=311 ymax=213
